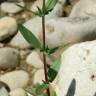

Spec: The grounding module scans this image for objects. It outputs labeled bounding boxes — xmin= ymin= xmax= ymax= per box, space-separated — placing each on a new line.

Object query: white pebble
xmin=0 ymin=70 xmax=29 ymax=90
xmin=1 ymin=1 xmax=25 ymax=14
xmin=33 ymin=69 xmax=44 ymax=85
xmin=0 ymin=47 xmax=19 ymax=70
xmin=26 ymin=51 xmax=43 ymax=69
xmin=10 ymin=88 xmax=26 ymax=96
xmin=55 ymin=40 xmax=96 ymax=96
xmin=0 ymin=16 xmax=17 ymax=41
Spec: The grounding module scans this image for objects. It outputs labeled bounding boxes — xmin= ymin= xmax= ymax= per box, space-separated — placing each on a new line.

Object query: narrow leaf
xmin=93 ymin=92 xmax=96 ymax=96
xmin=45 ymin=0 xmax=58 ymax=12
xmin=18 ymin=24 xmax=42 ymax=49
xmin=48 ymin=59 xmax=61 ymax=82
xmin=66 ymin=79 xmax=76 ymax=96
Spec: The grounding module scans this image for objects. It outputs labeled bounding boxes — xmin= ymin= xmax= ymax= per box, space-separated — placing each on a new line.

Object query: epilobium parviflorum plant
xmin=16 ymin=0 xmax=71 ymax=96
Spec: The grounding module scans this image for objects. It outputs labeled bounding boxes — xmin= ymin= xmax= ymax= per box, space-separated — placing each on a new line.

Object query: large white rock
xmin=0 ymin=70 xmax=29 ymax=90
xmin=26 ymin=51 xmax=43 ymax=68
xmin=33 ymin=69 xmax=44 ymax=85
xmin=70 ymin=0 xmax=96 ymax=17
xmin=31 ymin=0 xmax=64 ymax=19
xmin=10 ymin=88 xmax=26 ymax=96
xmin=1 ymin=1 xmax=25 ymax=14
xmin=55 ymin=40 xmax=96 ymax=96
xmin=10 ymin=16 xmax=96 ymax=49
xmin=0 ymin=17 xmax=17 ymax=41
xmin=0 ymin=47 xmax=19 ymax=69
xmin=45 ymin=17 xmax=96 ymax=48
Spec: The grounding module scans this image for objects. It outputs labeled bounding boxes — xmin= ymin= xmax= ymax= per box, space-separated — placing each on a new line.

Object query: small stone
xmin=0 ymin=16 xmax=17 ymax=41
xmin=33 ymin=69 xmax=44 ymax=85
xmin=26 ymin=51 xmax=43 ymax=68
xmin=26 ymin=93 xmax=33 ymax=96
xmin=58 ymin=0 xmax=66 ymax=4
xmin=1 ymin=1 xmax=25 ymax=14
xmin=0 ymin=47 xmax=19 ymax=70
xmin=0 ymin=43 xmax=4 ymax=48
xmin=0 ymin=70 xmax=29 ymax=90
xmin=10 ymin=88 xmax=26 ymax=96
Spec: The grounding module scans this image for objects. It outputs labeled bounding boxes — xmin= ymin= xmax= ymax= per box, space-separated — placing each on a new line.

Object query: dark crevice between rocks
xmin=0 ymin=81 xmax=10 ymax=92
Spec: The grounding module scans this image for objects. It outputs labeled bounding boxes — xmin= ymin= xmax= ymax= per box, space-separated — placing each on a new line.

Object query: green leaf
xmin=18 ymin=24 xmax=42 ymax=49
xmin=45 ymin=0 xmax=58 ymax=13
xmin=66 ymin=79 xmax=76 ymax=96
xmin=36 ymin=83 xmax=49 ymax=95
xmin=48 ymin=59 xmax=61 ymax=82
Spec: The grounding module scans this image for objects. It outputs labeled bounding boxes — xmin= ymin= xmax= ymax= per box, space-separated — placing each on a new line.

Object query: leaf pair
xmin=36 ymin=0 xmax=58 ymax=16
xmin=16 ymin=0 xmax=58 ymax=17
xmin=18 ymin=24 xmax=68 ymax=53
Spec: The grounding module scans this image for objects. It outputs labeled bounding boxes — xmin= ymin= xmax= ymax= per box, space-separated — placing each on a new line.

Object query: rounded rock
xmin=33 ymin=69 xmax=44 ymax=85
xmin=0 ymin=16 xmax=17 ymax=41
xmin=26 ymin=51 xmax=43 ymax=69
xmin=55 ymin=40 xmax=96 ymax=96
xmin=70 ymin=0 xmax=96 ymax=17
xmin=10 ymin=88 xmax=26 ymax=96
xmin=1 ymin=1 xmax=25 ymax=14
xmin=0 ymin=47 xmax=19 ymax=70
xmin=0 ymin=70 xmax=29 ymax=90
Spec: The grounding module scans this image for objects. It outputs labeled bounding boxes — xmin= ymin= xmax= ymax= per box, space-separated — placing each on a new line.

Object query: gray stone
xmin=10 ymin=88 xmax=26 ymax=96
xmin=26 ymin=51 xmax=43 ymax=69
xmin=1 ymin=1 xmax=25 ymax=14
xmin=0 ymin=47 xmax=19 ymax=69
xmin=33 ymin=69 xmax=44 ymax=85
xmin=0 ymin=17 xmax=17 ymax=41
